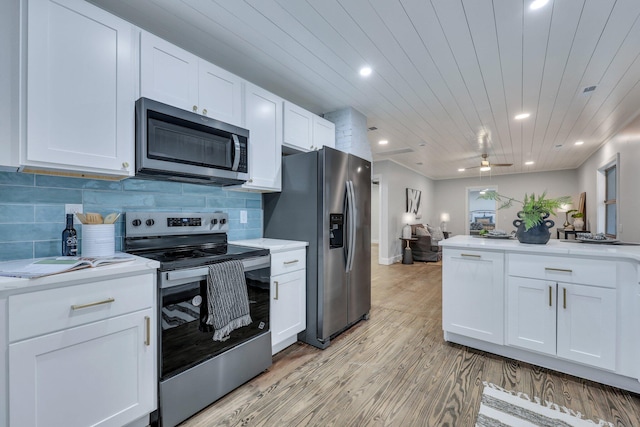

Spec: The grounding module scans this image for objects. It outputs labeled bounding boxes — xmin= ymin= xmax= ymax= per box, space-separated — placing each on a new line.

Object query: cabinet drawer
xmin=271 ymin=249 xmax=306 ymax=276
xmin=508 ymin=254 xmax=616 ymax=288
xmin=9 ymin=274 xmax=154 ymax=342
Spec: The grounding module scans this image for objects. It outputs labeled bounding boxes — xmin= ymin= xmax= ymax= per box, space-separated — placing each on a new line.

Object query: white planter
xmin=573 ymin=218 xmax=584 ymax=231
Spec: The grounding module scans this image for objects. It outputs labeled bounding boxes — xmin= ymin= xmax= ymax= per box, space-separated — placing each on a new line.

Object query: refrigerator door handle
xmin=346 ymin=180 xmax=357 ymax=272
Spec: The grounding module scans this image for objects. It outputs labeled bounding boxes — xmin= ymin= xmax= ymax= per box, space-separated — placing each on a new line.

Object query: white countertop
xmin=230 ymin=238 xmax=309 ymax=254
xmin=440 ymin=234 xmax=640 ymax=261
xmin=0 ymin=253 xmax=159 ymax=297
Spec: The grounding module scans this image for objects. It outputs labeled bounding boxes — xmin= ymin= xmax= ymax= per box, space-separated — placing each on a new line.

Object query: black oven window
xmin=160 ymin=266 xmax=270 ymax=380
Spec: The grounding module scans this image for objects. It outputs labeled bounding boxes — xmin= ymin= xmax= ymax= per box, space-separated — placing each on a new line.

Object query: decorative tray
xmin=576 ymin=238 xmax=619 ymax=244
xmin=485 ymin=234 xmax=513 ymax=239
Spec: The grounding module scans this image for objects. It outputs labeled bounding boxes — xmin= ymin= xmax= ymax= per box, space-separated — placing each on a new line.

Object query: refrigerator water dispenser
xmin=329 ymin=214 xmax=344 ymax=248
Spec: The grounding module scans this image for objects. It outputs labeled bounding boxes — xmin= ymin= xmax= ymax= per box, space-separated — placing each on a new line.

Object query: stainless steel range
xmin=124 ymin=212 xmax=271 ymax=427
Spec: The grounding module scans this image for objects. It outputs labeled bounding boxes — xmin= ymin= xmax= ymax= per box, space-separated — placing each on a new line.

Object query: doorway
xmin=465 ymin=186 xmax=497 ymax=235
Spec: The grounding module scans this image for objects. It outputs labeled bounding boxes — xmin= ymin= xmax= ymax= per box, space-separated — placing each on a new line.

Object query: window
xmin=604 ymin=165 xmax=617 ymax=237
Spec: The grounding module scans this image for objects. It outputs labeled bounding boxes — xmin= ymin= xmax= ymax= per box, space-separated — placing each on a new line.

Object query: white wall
xmin=434 ymin=170 xmax=579 ymax=237
xmin=577 ymin=114 xmax=640 ymax=242
xmin=372 ymin=160 xmax=435 ymax=264
xmin=371 ymin=181 xmax=379 ymax=243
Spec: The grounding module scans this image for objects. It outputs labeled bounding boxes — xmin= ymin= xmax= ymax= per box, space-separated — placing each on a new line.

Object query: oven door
xmin=158 ymin=256 xmax=270 ymax=380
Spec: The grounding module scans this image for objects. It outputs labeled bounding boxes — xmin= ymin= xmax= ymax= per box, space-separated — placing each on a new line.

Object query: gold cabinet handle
xmin=461 ymin=254 xmax=481 ymax=258
xmin=283 ymin=259 xmax=299 ymax=265
xmin=549 ymin=285 xmax=553 ymax=307
xmin=122 ymin=161 xmax=129 ymax=169
xmin=563 ymin=287 xmax=567 ymax=309
xmin=145 ymin=316 xmax=151 ymax=346
xmin=202 ymin=108 xmax=208 ymax=115
xmin=193 ymin=105 xmax=198 ymax=112
xmin=71 ymin=297 xmax=115 ymax=310
xmin=545 ymin=267 xmax=573 ymax=273
xmin=274 ymin=281 xmax=279 ymax=300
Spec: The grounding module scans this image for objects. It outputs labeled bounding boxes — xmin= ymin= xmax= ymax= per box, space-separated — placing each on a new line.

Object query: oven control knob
xmin=132 ymin=219 xmax=142 ymax=227
xmin=212 ymin=218 xmax=218 ymax=225
xmin=146 ymin=219 xmax=155 ymax=226
xmin=220 ymin=218 xmax=227 ymax=225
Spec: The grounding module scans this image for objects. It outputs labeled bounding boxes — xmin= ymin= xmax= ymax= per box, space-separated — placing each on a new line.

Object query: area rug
xmin=476 ymin=382 xmax=614 ymax=427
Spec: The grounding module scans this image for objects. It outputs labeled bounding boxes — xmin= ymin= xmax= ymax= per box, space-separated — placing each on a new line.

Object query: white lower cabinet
xmin=507 ymin=277 xmax=617 ymax=370
xmin=270 ymin=248 xmax=306 ymax=354
xmin=5 ymin=272 xmax=157 ymax=427
xmin=442 ymin=249 xmax=504 ymax=344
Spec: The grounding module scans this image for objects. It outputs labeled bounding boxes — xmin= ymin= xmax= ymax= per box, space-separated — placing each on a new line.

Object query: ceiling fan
xmin=468 ymin=153 xmax=513 ymax=171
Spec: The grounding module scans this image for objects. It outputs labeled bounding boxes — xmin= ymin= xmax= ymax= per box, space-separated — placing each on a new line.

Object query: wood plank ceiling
xmin=88 ymin=0 xmax=640 ymax=180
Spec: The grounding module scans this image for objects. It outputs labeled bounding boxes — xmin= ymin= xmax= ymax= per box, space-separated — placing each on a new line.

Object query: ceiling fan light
xmin=480 ymin=166 xmax=491 ymax=172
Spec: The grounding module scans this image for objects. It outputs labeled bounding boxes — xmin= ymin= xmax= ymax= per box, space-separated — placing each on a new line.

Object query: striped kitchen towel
xmin=206 ymin=260 xmax=252 ymax=341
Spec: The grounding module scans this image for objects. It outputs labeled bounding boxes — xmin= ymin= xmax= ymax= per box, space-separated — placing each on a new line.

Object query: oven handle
xmin=164 ymin=255 xmax=270 ymax=284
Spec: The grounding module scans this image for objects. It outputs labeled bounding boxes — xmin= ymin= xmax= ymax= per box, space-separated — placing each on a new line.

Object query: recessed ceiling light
xmin=416 ymin=162 xmax=423 ymax=165
xmin=480 ymin=166 xmax=491 ymax=172
xmin=359 ymin=66 xmax=372 ymax=77
xmin=575 ymin=141 xmax=584 ymax=145
xmin=530 ymin=0 xmax=549 ymax=10
xmin=379 ymin=139 xmax=388 ymax=145
xmin=515 ymin=113 xmax=531 ymax=120
xmin=458 ymin=168 xmax=465 ymax=172
xmin=525 ymin=161 xmax=534 ymax=165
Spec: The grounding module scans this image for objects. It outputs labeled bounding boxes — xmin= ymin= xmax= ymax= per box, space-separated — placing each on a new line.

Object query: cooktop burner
xmin=123 ymin=211 xmax=269 ymax=271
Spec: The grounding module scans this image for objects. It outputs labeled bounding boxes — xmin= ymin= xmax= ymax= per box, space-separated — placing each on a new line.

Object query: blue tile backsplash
xmin=0 ymin=172 xmax=263 ymax=261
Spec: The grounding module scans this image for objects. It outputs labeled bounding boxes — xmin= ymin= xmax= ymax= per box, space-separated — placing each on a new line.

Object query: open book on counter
xmin=0 ymin=254 xmax=136 ymax=279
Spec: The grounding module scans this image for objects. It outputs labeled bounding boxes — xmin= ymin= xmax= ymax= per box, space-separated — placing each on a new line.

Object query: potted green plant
xmin=572 ymin=211 xmax=585 ymax=231
xmin=479 ymin=191 xmax=572 ymax=244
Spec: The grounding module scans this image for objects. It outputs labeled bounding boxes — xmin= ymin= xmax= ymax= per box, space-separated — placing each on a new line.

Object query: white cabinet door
xmin=313 ymin=115 xmax=335 ymax=149
xmin=140 ymin=31 xmax=199 ymax=112
xmin=557 ymin=283 xmax=616 ymax=370
xmin=507 ymin=277 xmax=556 ymax=355
xmin=229 ymin=83 xmax=282 ymax=192
xmin=271 ymin=269 xmax=306 ymax=352
xmin=140 ymin=31 xmax=243 ymax=127
xmin=198 ymin=60 xmax=243 ymax=127
xmin=9 ymin=309 xmax=155 ymax=427
xmin=283 ymin=101 xmax=314 ymax=152
xmin=25 ymin=0 xmax=135 ymax=177
xmin=442 ymin=249 xmax=504 ymax=344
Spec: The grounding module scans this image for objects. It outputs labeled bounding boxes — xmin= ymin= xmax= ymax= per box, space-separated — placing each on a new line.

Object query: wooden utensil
xmin=85 ymin=212 xmax=104 ymax=224
xmin=103 ymin=213 xmax=120 ymax=224
xmin=75 ymin=213 xmax=87 ymax=224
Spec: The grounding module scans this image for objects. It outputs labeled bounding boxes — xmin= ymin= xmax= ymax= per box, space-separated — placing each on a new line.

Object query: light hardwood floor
xmin=180 ymin=245 xmax=640 ymax=426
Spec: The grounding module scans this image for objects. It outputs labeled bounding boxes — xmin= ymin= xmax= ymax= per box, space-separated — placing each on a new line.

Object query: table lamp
xmin=402 ymin=212 xmax=413 ymax=239
xmin=440 ymin=212 xmax=450 ymax=232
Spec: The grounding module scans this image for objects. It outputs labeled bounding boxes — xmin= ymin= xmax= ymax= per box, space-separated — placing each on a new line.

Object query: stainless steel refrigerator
xmin=264 ymin=147 xmax=371 ymax=349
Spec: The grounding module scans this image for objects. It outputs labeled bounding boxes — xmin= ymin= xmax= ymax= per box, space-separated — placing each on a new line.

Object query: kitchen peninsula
xmin=440 ymin=235 xmax=640 ymax=394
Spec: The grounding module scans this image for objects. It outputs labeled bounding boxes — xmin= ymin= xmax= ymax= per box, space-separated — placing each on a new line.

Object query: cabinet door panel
xmin=140 ymin=31 xmax=199 ymax=112
xmin=442 ymin=250 xmax=504 ymax=344
xmin=271 ymin=270 xmax=306 ymax=349
xmin=9 ymin=310 xmax=155 ymax=427
xmin=507 ymin=277 xmax=556 ymax=355
xmin=283 ymin=101 xmax=313 ymax=151
xmin=313 ymin=115 xmax=335 ymax=149
xmin=198 ymin=61 xmax=243 ymax=127
xmin=26 ymin=0 xmax=134 ymax=175
xmin=557 ymin=284 xmax=616 ymax=370
xmin=243 ymin=83 xmax=282 ymax=190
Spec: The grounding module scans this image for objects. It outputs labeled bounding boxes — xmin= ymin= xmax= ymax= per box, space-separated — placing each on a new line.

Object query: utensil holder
xmin=82 ymin=224 xmax=115 ymax=257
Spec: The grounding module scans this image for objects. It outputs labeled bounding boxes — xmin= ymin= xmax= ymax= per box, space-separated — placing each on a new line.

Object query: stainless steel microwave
xmin=135 ymin=97 xmax=249 ymax=185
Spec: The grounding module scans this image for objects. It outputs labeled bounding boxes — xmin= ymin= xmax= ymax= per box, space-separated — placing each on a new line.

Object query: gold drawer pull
xmin=71 ymin=297 xmax=115 ymax=310
xmin=145 ymin=316 xmax=151 ymax=346
xmin=563 ymin=287 xmax=567 ymax=309
xmin=461 ymin=254 xmax=481 ymax=258
xmin=549 ymin=285 xmax=553 ymax=307
xmin=283 ymin=259 xmax=299 ymax=265
xmin=545 ymin=267 xmax=573 ymax=273
xmin=274 ymin=281 xmax=279 ymax=300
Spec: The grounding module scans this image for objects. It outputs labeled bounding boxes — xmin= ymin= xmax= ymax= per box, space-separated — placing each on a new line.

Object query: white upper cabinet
xmin=313 ymin=115 xmax=336 ymax=149
xmin=23 ymin=0 xmax=137 ymax=177
xmin=283 ymin=101 xmax=314 ymax=152
xmin=229 ymin=83 xmax=282 ymax=193
xmin=283 ymin=101 xmax=335 ymax=152
xmin=140 ymin=31 xmax=243 ymax=127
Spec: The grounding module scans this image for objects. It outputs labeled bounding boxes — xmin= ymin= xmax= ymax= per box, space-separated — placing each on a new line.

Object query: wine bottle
xmin=62 ymin=214 xmax=78 ymax=256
